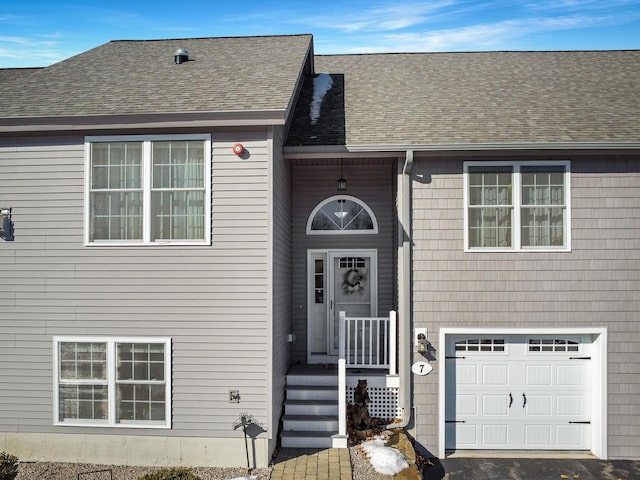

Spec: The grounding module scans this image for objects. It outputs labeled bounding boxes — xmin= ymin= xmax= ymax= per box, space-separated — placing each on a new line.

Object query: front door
xmin=308 ymin=250 xmax=377 ymax=362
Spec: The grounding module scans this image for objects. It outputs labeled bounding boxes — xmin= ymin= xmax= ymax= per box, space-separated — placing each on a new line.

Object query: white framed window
xmin=306 ymin=195 xmax=378 ymax=235
xmin=85 ymin=134 xmax=211 ymax=246
xmin=464 ymin=161 xmax=570 ymax=251
xmin=54 ymin=337 xmax=171 ymax=428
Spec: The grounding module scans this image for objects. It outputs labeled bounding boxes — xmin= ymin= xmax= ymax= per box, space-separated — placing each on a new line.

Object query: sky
xmin=1 ymin=0 xmax=639 ymax=68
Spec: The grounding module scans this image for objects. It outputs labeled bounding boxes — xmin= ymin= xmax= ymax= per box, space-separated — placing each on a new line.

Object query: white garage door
xmin=445 ymin=334 xmax=592 ymax=451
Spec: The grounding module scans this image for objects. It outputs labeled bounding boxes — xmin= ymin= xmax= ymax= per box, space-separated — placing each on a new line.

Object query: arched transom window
xmin=306 ymin=195 xmax=378 ymax=235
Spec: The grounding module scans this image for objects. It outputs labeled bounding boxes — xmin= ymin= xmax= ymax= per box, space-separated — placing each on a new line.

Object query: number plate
xmin=411 ymin=361 xmax=433 ymax=376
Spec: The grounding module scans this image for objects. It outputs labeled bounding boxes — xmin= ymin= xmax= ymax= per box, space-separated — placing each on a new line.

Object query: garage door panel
xmin=457 ymin=394 xmax=478 ymax=415
xmin=556 ymin=424 xmax=589 ymax=448
xmin=525 ymin=424 xmax=552 ymax=446
xmin=447 ymin=423 xmax=478 ymax=448
xmin=482 ymin=424 xmax=509 ymax=446
xmin=525 ymin=395 xmax=553 ymax=416
xmin=446 ymin=334 xmax=593 ymax=452
xmin=482 ymin=365 xmax=508 ymax=385
xmin=456 ymin=364 xmax=478 ymax=385
xmin=557 ymin=395 xmax=585 ymax=416
xmin=483 ymin=394 xmax=509 ymax=415
xmin=526 ymin=365 xmax=552 ymax=386
xmin=556 ymin=364 xmax=584 ymax=386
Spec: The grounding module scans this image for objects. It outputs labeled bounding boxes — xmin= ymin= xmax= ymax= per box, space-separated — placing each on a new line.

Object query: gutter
xmin=0 ymin=109 xmax=288 ymax=134
xmin=386 ymin=149 xmax=414 ymax=430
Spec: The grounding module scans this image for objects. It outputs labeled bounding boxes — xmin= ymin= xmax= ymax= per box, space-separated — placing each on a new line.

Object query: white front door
xmin=445 ymin=334 xmax=593 ymax=451
xmin=307 ymin=250 xmax=377 ymax=362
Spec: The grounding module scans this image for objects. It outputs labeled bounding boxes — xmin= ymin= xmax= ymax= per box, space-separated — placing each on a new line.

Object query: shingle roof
xmin=0 ymin=35 xmax=312 ymax=119
xmin=287 ymin=50 xmax=640 ymax=148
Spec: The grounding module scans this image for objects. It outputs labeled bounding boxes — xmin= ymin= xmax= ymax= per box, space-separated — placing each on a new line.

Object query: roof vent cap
xmin=174 ymin=48 xmax=189 ymax=64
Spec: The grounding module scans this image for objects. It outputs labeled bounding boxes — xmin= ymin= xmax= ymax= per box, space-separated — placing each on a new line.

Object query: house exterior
xmin=1 ymin=35 xmax=639 ymax=467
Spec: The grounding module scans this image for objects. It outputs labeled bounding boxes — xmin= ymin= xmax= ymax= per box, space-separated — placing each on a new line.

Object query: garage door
xmin=445 ymin=334 xmax=592 ymax=451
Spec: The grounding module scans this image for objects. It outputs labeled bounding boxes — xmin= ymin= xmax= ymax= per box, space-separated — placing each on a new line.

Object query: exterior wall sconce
xmin=416 ymin=333 xmax=428 ymax=354
xmin=0 ymin=208 xmax=14 ymax=241
xmin=337 ymin=160 xmax=347 ymax=191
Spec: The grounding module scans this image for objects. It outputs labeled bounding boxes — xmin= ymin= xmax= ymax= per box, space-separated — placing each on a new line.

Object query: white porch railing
xmin=335 ymin=310 xmax=397 ymax=447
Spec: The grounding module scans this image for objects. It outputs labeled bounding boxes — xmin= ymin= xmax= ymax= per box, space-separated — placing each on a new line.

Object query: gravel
xmin=16 ymin=463 xmax=272 ymax=480
xmin=349 ymin=445 xmax=395 ymax=480
xmin=15 ymin=446 xmax=395 ymax=479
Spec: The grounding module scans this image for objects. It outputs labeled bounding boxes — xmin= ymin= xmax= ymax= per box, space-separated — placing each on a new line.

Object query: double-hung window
xmin=464 ymin=161 xmax=570 ymax=251
xmin=54 ymin=338 xmax=171 ymax=428
xmin=86 ymin=135 xmax=211 ymax=245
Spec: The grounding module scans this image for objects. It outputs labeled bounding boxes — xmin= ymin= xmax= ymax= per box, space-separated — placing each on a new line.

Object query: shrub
xmin=137 ymin=467 xmax=203 ymax=480
xmin=0 ymin=452 xmax=19 ymax=480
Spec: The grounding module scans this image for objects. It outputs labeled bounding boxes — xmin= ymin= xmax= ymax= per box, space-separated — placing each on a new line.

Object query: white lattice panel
xmin=347 ymin=386 xmax=401 ymax=420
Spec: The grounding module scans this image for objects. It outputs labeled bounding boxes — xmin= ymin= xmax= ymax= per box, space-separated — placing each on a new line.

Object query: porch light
xmin=337 ymin=160 xmax=347 ymax=191
xmin=416 ymin=332 xmax=427 ymax=354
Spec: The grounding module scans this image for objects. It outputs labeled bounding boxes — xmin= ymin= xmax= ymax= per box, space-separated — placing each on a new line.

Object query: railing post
xmin=389 ymin=310 xmax=397 ymax=375
xmin=338 ymin=311 xmax=347 ymax=438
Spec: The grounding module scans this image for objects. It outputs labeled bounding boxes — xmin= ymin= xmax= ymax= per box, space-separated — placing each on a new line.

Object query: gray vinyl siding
xmin=410 ymin=153 xmax=640 ymax=459
xmin=270 ymin=125 xmax=292 ymax=448
xmin=290 ymin=160 xmax=397 ymax=364
xmin=0 ymin=132 xmax=273 ymax=438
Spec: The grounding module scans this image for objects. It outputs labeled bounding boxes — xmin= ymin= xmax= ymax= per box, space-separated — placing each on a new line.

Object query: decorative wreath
xmin=343 ymin=268 xmax=366 ymax=295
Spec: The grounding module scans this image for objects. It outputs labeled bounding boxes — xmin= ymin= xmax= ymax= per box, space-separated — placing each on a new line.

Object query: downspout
xmin=387 ymin=149 xmax=413 ymax=429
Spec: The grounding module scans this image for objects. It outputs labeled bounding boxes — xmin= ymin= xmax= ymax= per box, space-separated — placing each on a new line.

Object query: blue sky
xmin=1 ymin=0 xmax=639 ymax=68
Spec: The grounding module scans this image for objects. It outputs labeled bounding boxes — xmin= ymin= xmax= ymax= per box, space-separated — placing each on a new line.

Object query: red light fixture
xmin=232 ymin=143 xmax=244 ymax=156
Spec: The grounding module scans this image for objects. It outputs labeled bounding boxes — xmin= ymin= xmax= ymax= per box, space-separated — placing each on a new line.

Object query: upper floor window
xmin=306 ymin=195 xmax=378 ymax=235
xmin=464 ymin=161 xmax=570 ymax=251
xmin=85 ymin=135 xmax=211 ymax=246
xmin=54 ymin=337 xmax=171 ymax=428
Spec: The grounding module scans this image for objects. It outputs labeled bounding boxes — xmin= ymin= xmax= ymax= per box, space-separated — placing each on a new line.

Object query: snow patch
xmin=310 ymin=73 xmax=333 ymax=125
xmin=360 ymin=438 xmax=409 ymax=476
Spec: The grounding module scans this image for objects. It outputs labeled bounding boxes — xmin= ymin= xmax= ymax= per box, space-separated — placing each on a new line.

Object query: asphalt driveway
xmin=423 ymin=457 xmax=640 ymax=480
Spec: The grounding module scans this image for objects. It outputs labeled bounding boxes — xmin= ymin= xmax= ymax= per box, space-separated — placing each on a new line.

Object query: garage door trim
xmin=438 ymin=327 xmax=607 ymax=459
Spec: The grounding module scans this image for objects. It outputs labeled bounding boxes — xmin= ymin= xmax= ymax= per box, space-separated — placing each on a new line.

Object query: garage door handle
xmin=509 ymin=393 xmax=513 ymax=408
xmin=522 ymin=393 xmax=527 ymax=408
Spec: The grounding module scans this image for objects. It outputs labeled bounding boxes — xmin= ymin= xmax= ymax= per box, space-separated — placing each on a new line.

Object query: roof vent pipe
xmin=174 ymin=48 xmax=189 ymax=64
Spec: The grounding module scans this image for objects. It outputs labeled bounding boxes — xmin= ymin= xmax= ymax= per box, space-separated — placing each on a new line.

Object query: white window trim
xmin=53 ymin=336 xmax=172 ymax=429
xmin=306 ymin=195 xmax=379 ymax=235
xmin=463 ymin=160 xmax=571 ymax=252
xmin=84 ymin=134 xmax=212 ymax=247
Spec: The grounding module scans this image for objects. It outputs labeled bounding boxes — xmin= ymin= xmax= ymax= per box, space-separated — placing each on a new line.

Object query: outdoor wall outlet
xmin=229 ymin=390 xmax=240 ymax=403
xmin=287 ymin=333 xmax=296 ymax=343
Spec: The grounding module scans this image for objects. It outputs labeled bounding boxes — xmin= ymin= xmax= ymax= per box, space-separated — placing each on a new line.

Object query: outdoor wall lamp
xmin=416 ymin=333 xmax=428 ymax=354
xmin=0 ymin=208 xmax=14 ymax=241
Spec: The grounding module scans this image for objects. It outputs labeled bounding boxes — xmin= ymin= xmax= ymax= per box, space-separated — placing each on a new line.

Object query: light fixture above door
xmin=337 ymin=160 xmax=347 ymax=191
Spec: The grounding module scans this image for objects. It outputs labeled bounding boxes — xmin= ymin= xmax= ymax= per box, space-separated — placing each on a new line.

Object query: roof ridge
xmin=110 ymin=33 xmax=313 ymax=43
xmin=315 ymin=49 xmax=640 ymax=57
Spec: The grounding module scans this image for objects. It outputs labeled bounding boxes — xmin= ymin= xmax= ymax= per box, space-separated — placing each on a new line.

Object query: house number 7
xmin=411 ymin=361 xmax=433 ymax=376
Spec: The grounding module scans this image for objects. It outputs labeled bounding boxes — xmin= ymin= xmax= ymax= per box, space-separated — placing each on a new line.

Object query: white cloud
xmin=338 ymin=14 xmax=622 ymax=52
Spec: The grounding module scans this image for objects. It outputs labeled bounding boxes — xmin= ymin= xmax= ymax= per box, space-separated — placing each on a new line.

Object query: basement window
xmin=54 ymin=337 xmax=171 ymax=428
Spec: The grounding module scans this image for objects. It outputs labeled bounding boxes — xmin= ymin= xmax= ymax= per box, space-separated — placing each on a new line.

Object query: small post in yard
xmin=233 ymin=412 xmax=257 ymax=471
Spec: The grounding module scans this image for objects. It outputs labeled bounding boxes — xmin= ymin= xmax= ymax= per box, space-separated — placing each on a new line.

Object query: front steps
xmin=281 ymin=367 xmax=340 ymax=448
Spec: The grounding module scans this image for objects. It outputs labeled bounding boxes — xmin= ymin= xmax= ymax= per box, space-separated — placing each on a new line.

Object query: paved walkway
xmin=271 ymin=448 xmax=352 ymax=480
